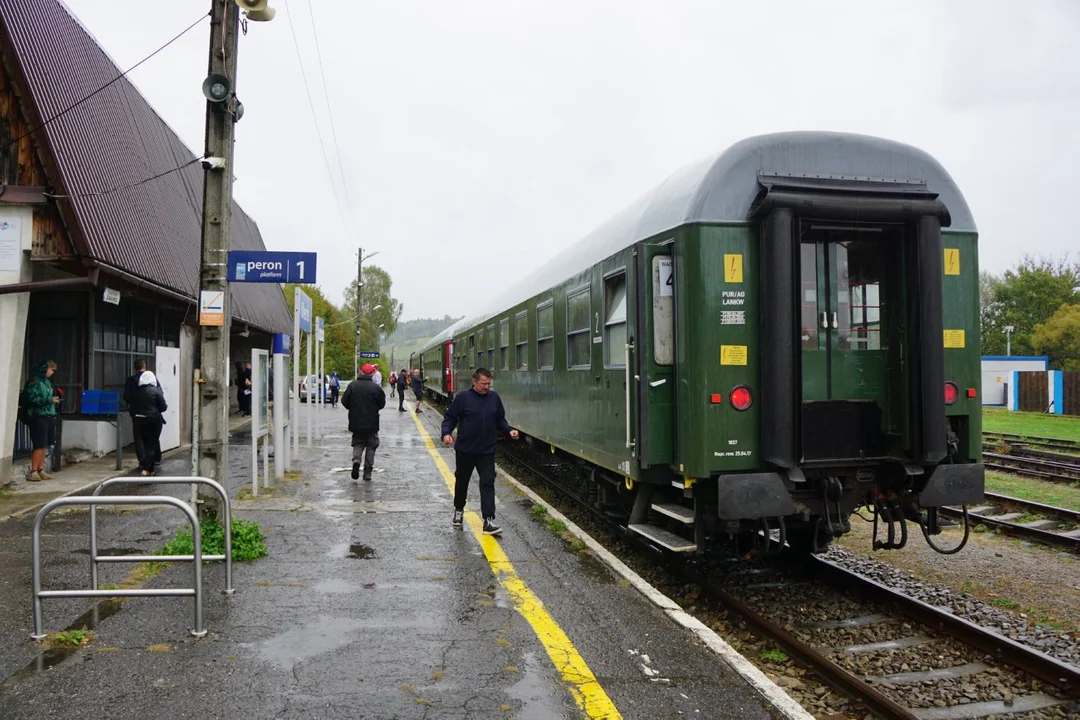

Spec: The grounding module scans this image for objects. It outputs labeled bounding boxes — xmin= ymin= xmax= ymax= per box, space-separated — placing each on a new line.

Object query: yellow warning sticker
xmin=943 ymin=329 xmax=965 ymax=348
xmin=944 ymin=248 xmax=960 ymax=276
xmin=720 ymin=345 xmax=748 ymax=365
xmin=724 ymin=254 xmax=743 ymax=283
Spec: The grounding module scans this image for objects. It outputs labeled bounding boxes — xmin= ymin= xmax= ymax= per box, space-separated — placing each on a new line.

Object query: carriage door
xmin=799 ymin=224 xmax=889 ymax=459
xmin=634 ymin=241 xmax=675 ymax=468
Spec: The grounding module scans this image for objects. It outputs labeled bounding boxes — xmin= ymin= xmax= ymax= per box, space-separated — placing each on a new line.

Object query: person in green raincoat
xmin=22 ymin=359 xmax=59 ymax=482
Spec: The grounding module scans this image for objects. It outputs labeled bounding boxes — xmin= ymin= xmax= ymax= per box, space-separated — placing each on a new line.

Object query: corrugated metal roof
xmin=0 ymin=0 xmax=291 ymax=334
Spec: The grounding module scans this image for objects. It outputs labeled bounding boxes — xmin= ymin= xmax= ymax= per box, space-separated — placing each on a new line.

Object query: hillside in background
xmin=381 ymin=315 xmax=461 ymax=368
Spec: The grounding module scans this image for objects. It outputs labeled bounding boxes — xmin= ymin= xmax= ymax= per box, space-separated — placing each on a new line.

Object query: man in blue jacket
xmin=441 ymin=368 xmax=518 ymax=536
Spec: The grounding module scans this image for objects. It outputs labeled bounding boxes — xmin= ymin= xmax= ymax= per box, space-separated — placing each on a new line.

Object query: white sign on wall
xmin=0 ymin=216 xmax=23 ymax=272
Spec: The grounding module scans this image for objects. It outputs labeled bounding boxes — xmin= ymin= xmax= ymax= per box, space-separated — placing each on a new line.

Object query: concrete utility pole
xmin=354 ymin=247 xmax=362 ymax=379
xmin=194 ymin=0 xmax=241 ymax=517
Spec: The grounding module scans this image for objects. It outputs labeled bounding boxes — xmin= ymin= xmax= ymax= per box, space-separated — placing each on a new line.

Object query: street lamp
xmin=1003 ymin=325 xmax=1015 ymax=356
xmin=377 ymin=323 xmax=386 ymax=357
xmin=354 ymin=249 xmax=380 ymax=378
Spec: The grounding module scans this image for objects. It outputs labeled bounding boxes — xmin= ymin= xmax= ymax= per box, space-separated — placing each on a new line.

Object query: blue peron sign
xmin=227 ymin=251 xmax=317 ymax=284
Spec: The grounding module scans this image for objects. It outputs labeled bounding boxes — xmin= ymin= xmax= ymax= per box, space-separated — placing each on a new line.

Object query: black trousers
xmin=133 ymin=416 xmax=163 ymax=472
xmin=454 ymin=451 xmax=496 ymax=520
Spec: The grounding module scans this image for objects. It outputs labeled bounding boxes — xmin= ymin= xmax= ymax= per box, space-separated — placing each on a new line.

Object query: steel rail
xmin=807 ymin=557 xmax=1080 ymax=693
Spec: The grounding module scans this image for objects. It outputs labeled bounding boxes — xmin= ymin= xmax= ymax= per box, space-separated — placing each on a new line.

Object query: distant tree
xmin=1032 ymin=304 xmax=1080 ymax=371
xmin=981 ymin=255 xmax=1080 ymax=357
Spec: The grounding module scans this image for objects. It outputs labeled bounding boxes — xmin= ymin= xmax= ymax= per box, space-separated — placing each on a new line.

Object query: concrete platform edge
xmin=495 ymin=465 xmax=815 ymax=720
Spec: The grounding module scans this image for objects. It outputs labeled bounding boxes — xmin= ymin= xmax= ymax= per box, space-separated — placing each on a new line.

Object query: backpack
xmin=17 ymin=388 xmax=30 ymax=424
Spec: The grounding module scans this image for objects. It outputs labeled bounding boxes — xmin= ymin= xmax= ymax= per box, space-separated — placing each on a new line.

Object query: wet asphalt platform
xmin=0 ymin=397 xmax=795 ymax=719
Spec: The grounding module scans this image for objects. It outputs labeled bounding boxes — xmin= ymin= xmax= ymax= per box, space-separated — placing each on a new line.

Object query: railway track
xmin=984 ymin=432 xmax=1080 ymax=456
xmin=938 ymin=492 xmax=1080 ymax=553
xmin=981 ymin=451 xmax=1080 ymax=485
xmin=486 ymin=432 xmax=1080 ymax=719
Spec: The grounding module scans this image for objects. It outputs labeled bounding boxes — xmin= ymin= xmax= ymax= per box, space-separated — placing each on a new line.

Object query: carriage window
xmin=515 ymin=311 xmax=528 ymax=370
xmin=467 ymin=335 xmax=475 ymax=370
xmin=603 ymin=272 xmax=627 ymax=367
xmin=499 ymin=319 xmax=509 ymax=371
xmin=486 ymin=324 xmax=495 ymax=370
xmin=475 ymin=329 xmax=485 ymax=369
xmin=537 ymin=301 xmax=554 ymax=370
xmin=566 ymin=287 xmax=591 ymax=369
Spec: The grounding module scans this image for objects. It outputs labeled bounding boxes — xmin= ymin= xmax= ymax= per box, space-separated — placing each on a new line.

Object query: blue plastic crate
xmin=81 ymin=390 xmax=119 ymax=415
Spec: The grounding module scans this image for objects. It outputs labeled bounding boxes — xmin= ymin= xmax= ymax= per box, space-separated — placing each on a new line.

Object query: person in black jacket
xmin=130 ymin=370 xmax=167 ymax=476
xmin=341 ymin=363 xmax=386 ymax=481
xmin=236 ymin=361 xmax=252 ymax=416
xmin=124 ymin=359 xmax=159 ymax=468
xmin=396 ymin=369 xmax=408 ymax=412
xmin=441 ymin=368 xmax=519 ymax=536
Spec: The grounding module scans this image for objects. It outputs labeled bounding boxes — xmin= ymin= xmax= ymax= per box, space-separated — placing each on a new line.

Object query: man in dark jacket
xmin=396 ymin=369 xmax=408 ymax=412
xmin=441 ymin=368 xmax=519 ymax=536
xmin=341 ymin=363 xmax=386 ymax=481
xmin=236 ymin=361 xmax=252 ymax=416
xmin=130 ymin=370 xmax=168 ymax=476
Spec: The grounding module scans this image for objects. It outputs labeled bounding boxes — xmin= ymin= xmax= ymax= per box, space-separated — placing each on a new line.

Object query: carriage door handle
xmin=819 ymin=312 xmax=828 ymax=329
xmin=831 ymin=312 xmax=839 ymax=329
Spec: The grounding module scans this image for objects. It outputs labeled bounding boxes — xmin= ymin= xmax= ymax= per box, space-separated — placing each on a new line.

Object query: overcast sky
xmin=62 ymin=0 xmax=1080 ymax=321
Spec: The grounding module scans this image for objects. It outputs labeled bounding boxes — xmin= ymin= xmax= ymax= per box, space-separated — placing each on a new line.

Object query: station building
xmin=0 ymin=0 xmax=291 ymax=483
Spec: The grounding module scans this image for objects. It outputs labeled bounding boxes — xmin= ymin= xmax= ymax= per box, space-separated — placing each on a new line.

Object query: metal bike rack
xmin=90 ymin=476 xmax=233 ymax=595
xmin=32 ymin=495 xmax=206 ymax=639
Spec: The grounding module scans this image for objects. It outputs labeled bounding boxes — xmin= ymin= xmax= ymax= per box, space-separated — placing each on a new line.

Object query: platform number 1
xmin=295 ymin=260 xmax=305 ymax=280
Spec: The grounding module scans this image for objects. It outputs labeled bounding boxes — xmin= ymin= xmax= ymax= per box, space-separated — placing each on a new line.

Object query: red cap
xmin=361 ymin=363 xmax=376 ymax=375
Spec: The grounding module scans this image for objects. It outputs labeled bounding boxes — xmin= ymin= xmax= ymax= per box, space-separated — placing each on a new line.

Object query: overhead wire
xmin=44 ymin=156 xmax=206 ymax=199
xmin=281 ymin=0 xmax=354 ymax=243
xmin=306 ymin=0 xmax=356 ymax=223
xmin=2 ymin=11 xmax=210 ymax=153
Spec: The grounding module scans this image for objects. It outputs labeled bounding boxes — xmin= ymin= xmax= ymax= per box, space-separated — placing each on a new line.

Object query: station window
xmin=603 ymin=272 xmax=627 ymax=367
xmin=515 ymin=311 xmax=528 ymax=370
xmin=537 ymin=301 xmax=554 ymax=370
xmin=566 ymin=287 xmax=591 ymax=369
xmin=499 ymin=318 xmax=510 ymax=371
xmin=487 ymin=324 xmax=496 ymax=370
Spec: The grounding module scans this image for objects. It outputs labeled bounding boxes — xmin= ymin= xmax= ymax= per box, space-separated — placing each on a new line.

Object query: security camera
xmin=202 ymin=156 xmax=227 ymax=171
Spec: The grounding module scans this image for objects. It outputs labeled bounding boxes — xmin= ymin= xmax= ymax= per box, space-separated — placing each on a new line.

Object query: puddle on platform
xmin=313 ymin=578 xmax=358 ymax=594
xmin=577 ymin=552 xmax=615 ymax=585
xmin=505 ymin=650 xmax=578 ymax=719
xmin=1 ymin=598 xmax=125 ymax=688
xmin=327 ymin=542 xmax=377 ymax=559
xmin=259 ymin=616 xmax=365 ymax=671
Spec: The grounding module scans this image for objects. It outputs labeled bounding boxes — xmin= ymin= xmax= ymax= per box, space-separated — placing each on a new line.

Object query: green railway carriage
xmin=419 ymin=131 xmax=984 ymax=555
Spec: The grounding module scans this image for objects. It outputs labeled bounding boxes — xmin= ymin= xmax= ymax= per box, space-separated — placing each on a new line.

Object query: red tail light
xmin=730 ymin=386 xmax=753 ymax=411
xmin=944 ymin=382 xmax=958 ymax=405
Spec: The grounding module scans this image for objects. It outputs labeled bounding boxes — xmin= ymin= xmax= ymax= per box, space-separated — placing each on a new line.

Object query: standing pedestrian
xmin=411 ymin=368 xmax=425 ymax=414
xmin=372 ymin=366 xmax=382 ymax=390
xmin=21 ymin=360 xmax=60 ymax=482
xmin=236 ymin=361 xmax=252 ymax=416
xmin=441 ymin=368 xmax=519 ymax=536
xmin=341 ymin=363 xmax=386 ymax=481
xmin=124 ymin=359 xmax=159 ymax=467
xmin=389 ymin=369 xmax=396 ymax=399
xmin=130 ymin=370 xmax=167 ymax=477
xmin=396 ymin=369 xmax=408 ymax=412
xmin=329 ymin=371 xmax=341 ymax=408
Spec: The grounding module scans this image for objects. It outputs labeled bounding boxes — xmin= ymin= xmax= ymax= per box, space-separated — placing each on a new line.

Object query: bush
xmin=156 ymin=517 xmax=267 ymax=562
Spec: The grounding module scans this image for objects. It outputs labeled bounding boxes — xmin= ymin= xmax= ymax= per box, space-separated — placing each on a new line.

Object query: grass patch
xmin=991 ymin=597 xmax=1021 ymax=610
xmin=48 ymin=629 xmax=92 ymax=647
xmin=155 ymin=516 xmax=267 ymax=562
xmin=567 ymin=539 xmax=586 ymax=553
xmin=760 ymin=648 xmax=789 ymax=664
xmin=973 ymin=523 xmax=991 ymax=534
xmin=983 ymin=408 xmax=1080 ymax=441
xmin=530 ymin=503 xmax=548 ymax=518
xmin=544 ymin=518 xmax=567 ymax=533
xmin=986 ymin=473 xmax=1080 ymax=512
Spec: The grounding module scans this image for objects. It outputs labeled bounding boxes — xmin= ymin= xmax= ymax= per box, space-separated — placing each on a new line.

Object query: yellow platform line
xmin=410 ymin=411 xmax=621 ymax=719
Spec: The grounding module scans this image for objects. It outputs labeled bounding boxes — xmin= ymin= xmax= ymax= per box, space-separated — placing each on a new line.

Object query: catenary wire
xmin=281 ymin=0 xmax=354 ymax=243
xmin=306 ymin=0 xmax=356 ymax=223
xmin=3 ymin=12 xmax=210 ymax=153
xmin=44 ymin=156 xmax=205 ymax=199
